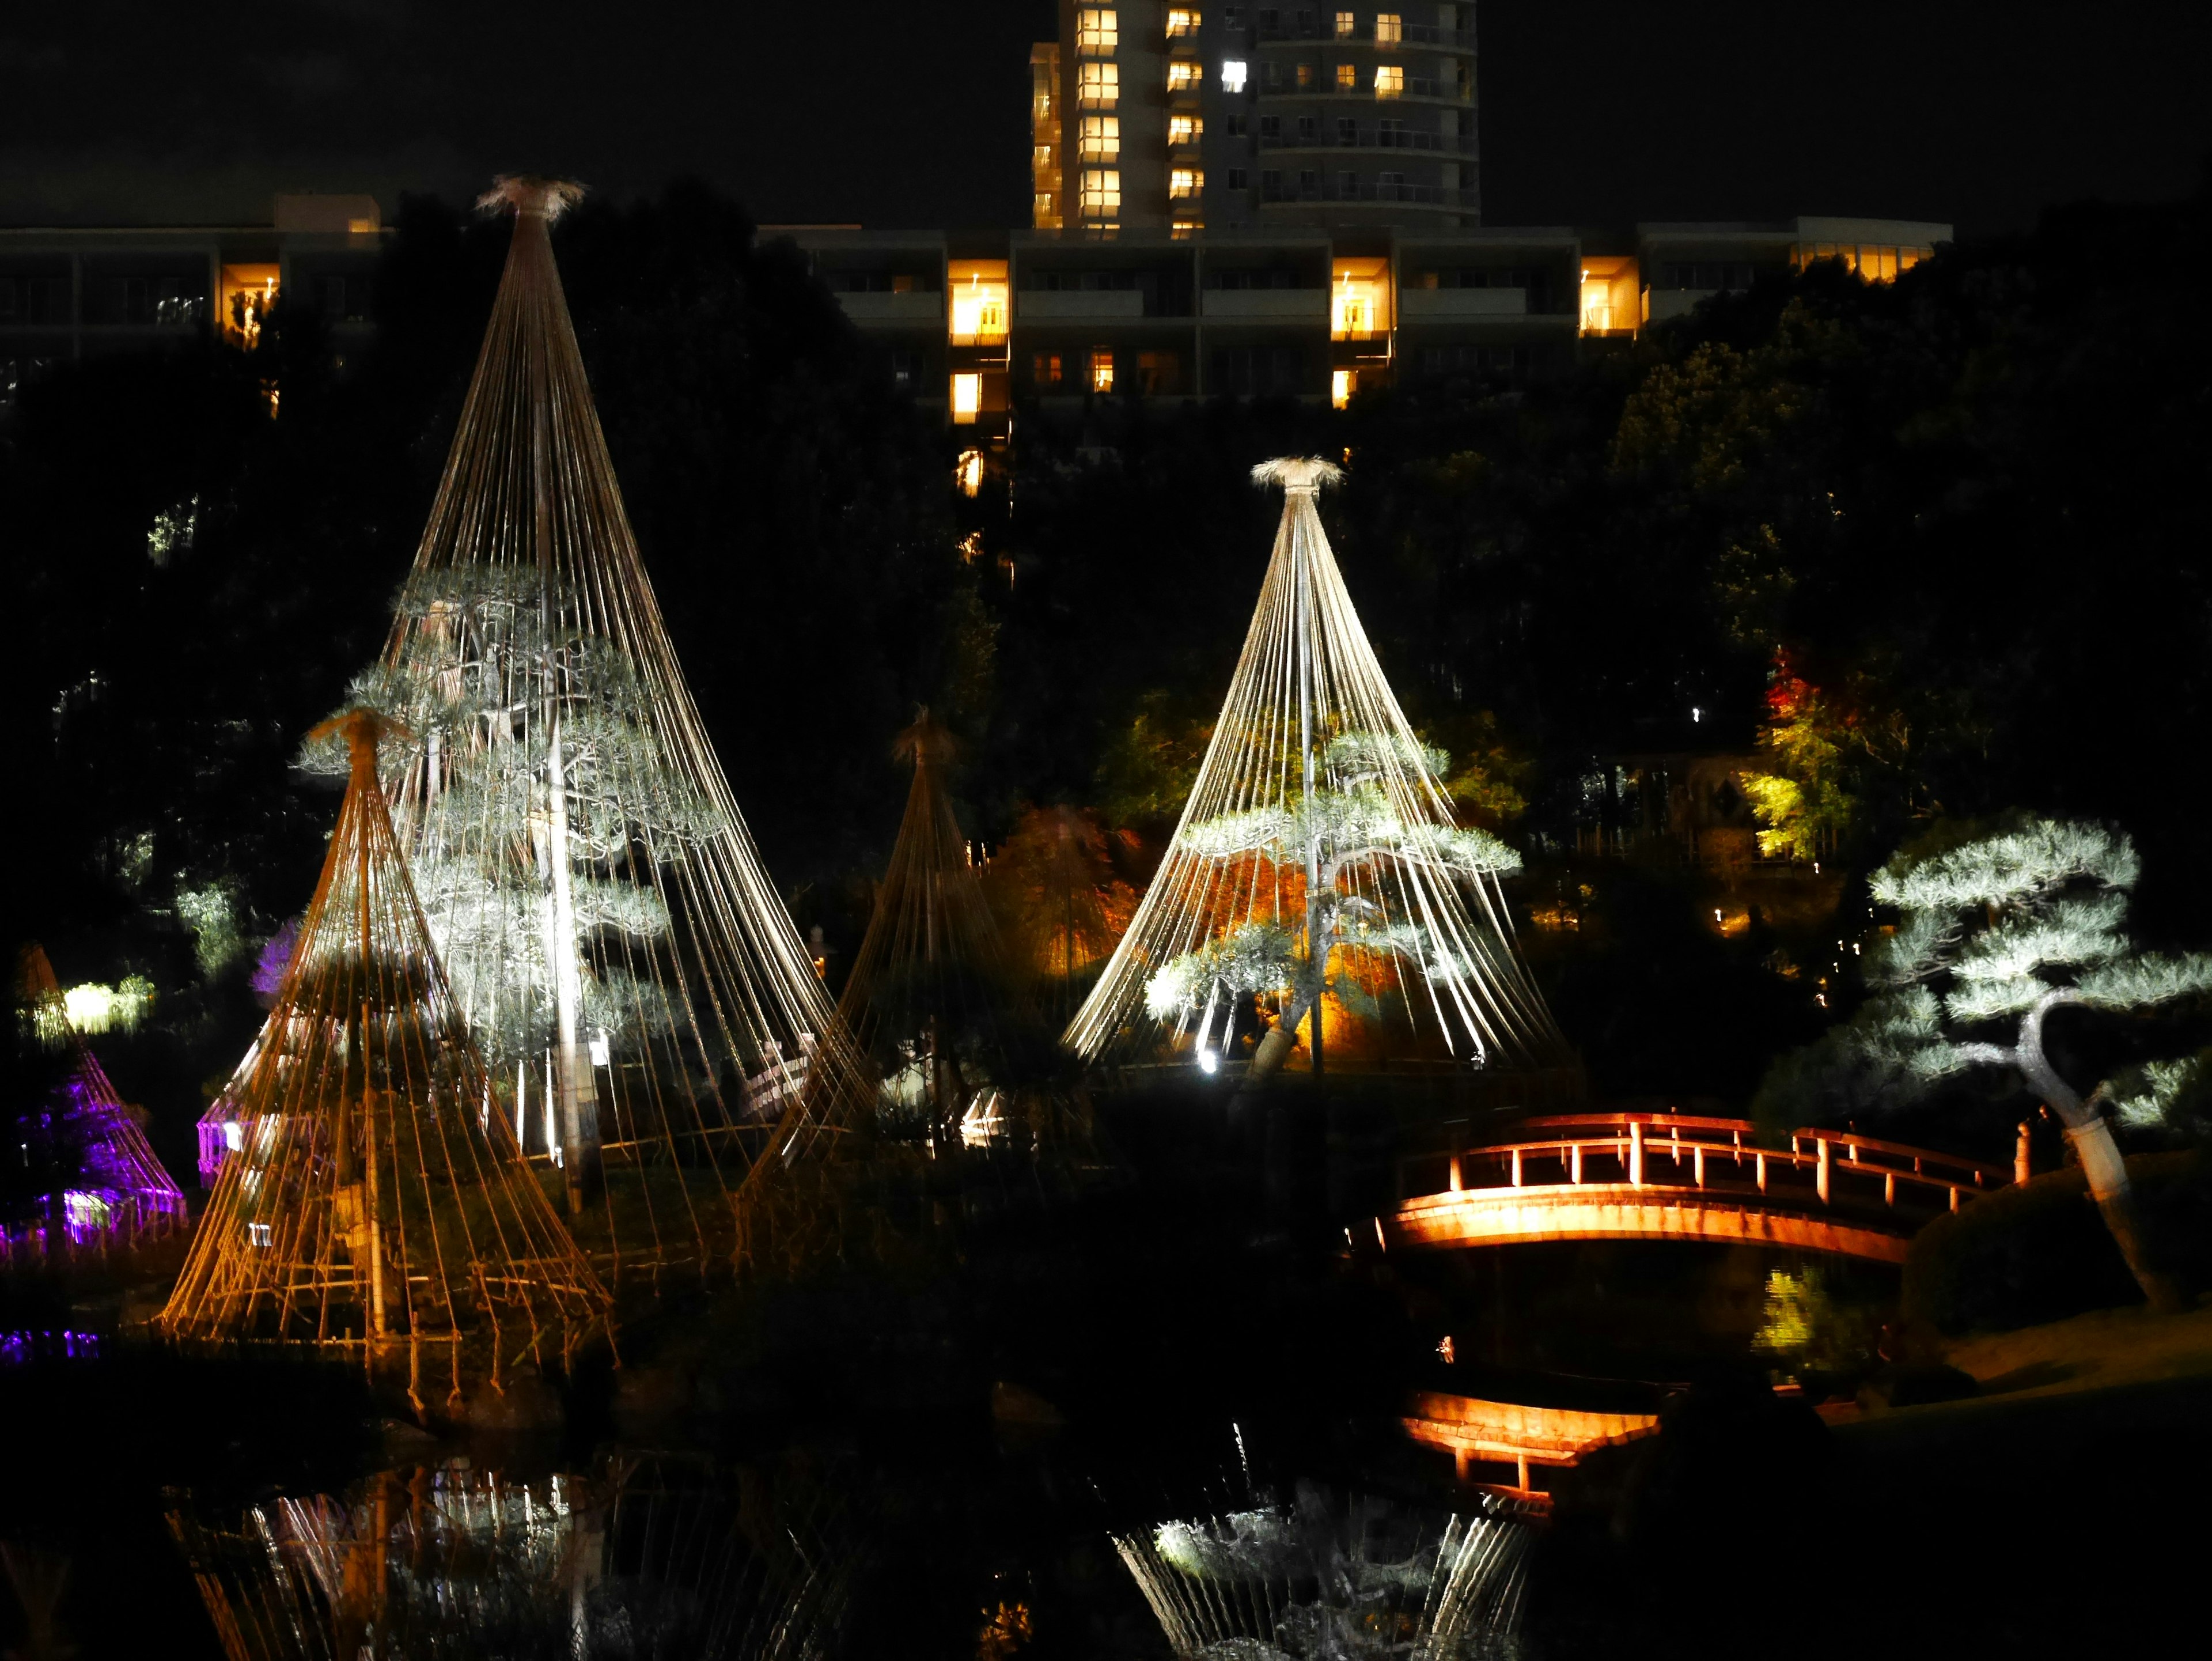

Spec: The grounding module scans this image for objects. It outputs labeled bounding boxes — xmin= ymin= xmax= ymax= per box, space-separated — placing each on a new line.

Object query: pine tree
xmin=1143 ymin=730 xmax=1525 ymax=1079
xmin=1069 ymin=457 xmax=1570 ymax=1089
xmin=1775 ymin=818 xmax=2211 ymax=1310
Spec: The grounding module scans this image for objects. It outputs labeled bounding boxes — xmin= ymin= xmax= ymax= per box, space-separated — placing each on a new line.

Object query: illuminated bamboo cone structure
xmin=310 ymin=176 xmax=870 ymax=1272
xmin=1065 ymin=457 xmax=1575 ymax=1088
xmin=836 ymin=711 xmax=1088 ymax=1157
xmin=158 ymin=710 xmax=612 ymax=1410
xmin=10 ymin=945 xmax=186 ymax=1253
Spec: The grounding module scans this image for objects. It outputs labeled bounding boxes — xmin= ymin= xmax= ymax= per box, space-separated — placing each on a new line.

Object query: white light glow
xmin=1221 ymin=59 xmax=1247 ymax=93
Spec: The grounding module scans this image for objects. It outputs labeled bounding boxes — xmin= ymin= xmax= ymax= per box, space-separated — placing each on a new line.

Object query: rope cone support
xmin=834 ymin=711 xmax=1094 ymax=1166
xmin=1064 ymin=458 xmax=1573 ymax=1085
xmin=10 ymin=945 xmax=187 ymax=1256
xmin=159 ymin=710 xmax=612 ymax=1410
xmin=293 ymin=176 xmax=873 ymax=1284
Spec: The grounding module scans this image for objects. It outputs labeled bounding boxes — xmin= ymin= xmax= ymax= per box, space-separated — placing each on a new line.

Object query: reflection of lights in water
xmin=168 ymin=1455 xmax=857 ymax=1659
xmin=1116 ymin=1481 xmax=1531 ymax=1659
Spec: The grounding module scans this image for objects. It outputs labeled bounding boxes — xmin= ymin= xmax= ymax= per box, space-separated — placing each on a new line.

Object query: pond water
xmin=3 ymin=1096 xmax=2206 ymax=1658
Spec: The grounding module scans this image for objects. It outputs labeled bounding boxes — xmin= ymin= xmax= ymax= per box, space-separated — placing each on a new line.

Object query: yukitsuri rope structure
xmin=304 ymin=176 xmax=872 ymax=1282
xmin=835 ymin=712 xmax=1091 ymax=1164
xmin=1065 ymin=459 xmax=1574 ymax=1093
xmin=158 ymin=711 xmax=611 ymax=1413
xmin=8 ymin=945 xmax=185 ymax=1255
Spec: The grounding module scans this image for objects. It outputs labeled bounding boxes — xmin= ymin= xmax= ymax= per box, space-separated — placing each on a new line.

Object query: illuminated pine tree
xmin=1067 ymin=458 xmax=1571 ymax=1090
xmin=1141 ymin=730 xmax=1528 ymax=1080
xmin=1773 ymin=818 xmax=2212 ymax=1310
xmin=271 ymin=176 xmax=870 ymax=1275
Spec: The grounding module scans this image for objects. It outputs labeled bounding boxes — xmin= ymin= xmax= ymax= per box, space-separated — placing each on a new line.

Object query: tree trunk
xmin=543 ymin=721 xmax=603 ymax=1214
xmin=2019 ymin=999 xmax=2188 ymax=1315
xmin=2063 ymin=1118 xmax=2188 ymax=1315
xmin=1240 ymin=993 xmax=1313 ymax=1092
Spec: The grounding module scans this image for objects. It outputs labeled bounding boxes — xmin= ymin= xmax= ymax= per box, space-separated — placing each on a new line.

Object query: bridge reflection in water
xmin=1386 ymin=1113 xmax=2010 ymax=1263
xmin=1402 ymin=1393 xmax=1661 ymax=1504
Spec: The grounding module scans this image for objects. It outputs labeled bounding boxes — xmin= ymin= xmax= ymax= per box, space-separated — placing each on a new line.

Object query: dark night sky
xmin=2 ymin=1 xmax=2206 ymax=237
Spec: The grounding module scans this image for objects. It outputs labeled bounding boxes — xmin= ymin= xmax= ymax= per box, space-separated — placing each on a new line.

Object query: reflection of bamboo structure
xmin=168 ymin=1455 xmax=854 ymax=1660
xmin=1066 ymin=459 xmax=1572 ymax=1091
xmin=157 ymin=711 xmax=610 ymax=1411
xmin=1113 ymin=1483 xmax=1530 ymax=1660
xmin=7 ymin=945 xmax=185 ymax=1255
xmin=835 ymin=713 xmax=1090 ymax=1163
xmin=302 ymin=175 xmax=872 ymax=1282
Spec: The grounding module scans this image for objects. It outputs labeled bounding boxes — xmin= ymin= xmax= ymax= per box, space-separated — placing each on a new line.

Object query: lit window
xmin=1170 ymin=168 xmax=1205 ymax=197
xmin=1080 ymin=115 xmax=1121 ymax=159
xmin=1172 ymin=220 xmax=1201 ymax=240
xmin=1221 ymin=58 xmax=1248 ymax=92
xmin=948 ymin=270 xmax=1008 ymax=343
xmin=1079 ymin=61 xmax=1119 ymax=105
xmin=248 ymin=1221 xmax=273 ymax=1248
xmin=956 ymin=449 xmax=983 ymax=495
xmin=1167 ymin=59 xmax=1201 ymax=90
xmin=1088 ymin=349 xmax=1115 ymax=392
xmin=1331 ymin=368 xmax=1355 ymax=407
xmin=1079 ymin=168 xmax=1122 ymax=218
xmin=1332 ymin=262 xmax=1389 ymax=338
xmin=1373 ymin=63 xmax=1403 ymax=96
xmin=1335 ymin=9 xmax=1354 ymax=36
xmin=1032 ymin=351 xmax=1063 ymax=386
xmin=950 ymin=373 xmax=982 ymax=423
xmin=1166 ymin=7 xmax=1200 ymax=36
xmin=1335 ymin=62 xmax=1356 ymax=89
xmin=1375 ymin=11 xmax=1402 ymax=43
xmin=1168 ymin=113 xmax=1205 ymax=145
xmin=1076 ymin=8 xmax=1118 ymax=53
xmin=1296 ymin=62 xmax=1315 ymax=89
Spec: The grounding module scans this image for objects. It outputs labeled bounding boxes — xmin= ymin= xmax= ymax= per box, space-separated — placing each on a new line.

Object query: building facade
xmin=789 ymin=215 xmax=1950 ymax=442
xmin=1033 ymin=3 xmax=1478 ymax=239
xmin=0 ymin=194 xmax=387 ymax=406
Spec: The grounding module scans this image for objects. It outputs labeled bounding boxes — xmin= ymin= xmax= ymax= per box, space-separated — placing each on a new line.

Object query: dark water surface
xmin=3 ymin=1099 xmax=2208 ymax=1658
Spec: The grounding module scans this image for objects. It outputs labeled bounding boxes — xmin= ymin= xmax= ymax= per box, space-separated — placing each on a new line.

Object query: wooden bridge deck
xmin=1384 ymin=1112 xmax=2009 ymax=1263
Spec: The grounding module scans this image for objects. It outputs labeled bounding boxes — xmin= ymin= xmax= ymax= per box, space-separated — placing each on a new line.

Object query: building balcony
xmin=1200 ymin=288 xmax=1330 ymax=321
xmin=1259 ymin=180 xmax=1477 ymax=209
xmin=1259 ymin=128 xmax=1476 ymax=157
xmin=1399 ymin=287 xmax=1529 ymax=319
xmin=1256 ymin=78 xmax=1461 ymax=103
xmin=1016 ymin=289 xmax=1148 ymax=321
xmin=1255 ymin=20 xmax=1474 ymax=50
xmin=834 ymin=291 xmax=944 ymax=326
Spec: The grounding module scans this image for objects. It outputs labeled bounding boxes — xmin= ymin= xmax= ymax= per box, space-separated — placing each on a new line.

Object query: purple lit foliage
xmin=252 ymin=920 xmax=301 ymax=1006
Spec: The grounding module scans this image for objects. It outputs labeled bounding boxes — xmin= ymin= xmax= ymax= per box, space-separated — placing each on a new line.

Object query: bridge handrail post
xmin=1817 ymin=1137 xmax=1831 ymax=1205
xmin=1629 ymin=1120 xmax=1645 ymax=1189
xmin=1570 ymin=1142 xmax=1583 ymax=1184
xmin=1756 ymin=1152 xmax=1767 ymax=1193
xmin=1448 ymin=1155 xmax=1462 ymax=1194
xmin=1510 ymin=1148 xmax=1522 ymax=1189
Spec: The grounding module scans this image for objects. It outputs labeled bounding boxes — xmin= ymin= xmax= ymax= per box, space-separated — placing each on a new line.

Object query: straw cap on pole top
xmin=1251 ymin=456 xmax=1345 ymax=497
xmin=476 ymin=175 xmax=586 ymax=220
xmin=306 ymin=707 xmax=415 ymax=784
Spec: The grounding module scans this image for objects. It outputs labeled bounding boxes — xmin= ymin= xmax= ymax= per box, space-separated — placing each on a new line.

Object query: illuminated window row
xmin=1790 ymin=242 xmax=1933 ymax=282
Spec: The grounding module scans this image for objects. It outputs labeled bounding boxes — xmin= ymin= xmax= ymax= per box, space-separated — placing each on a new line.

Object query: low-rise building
xmin=782 ymin=214 xmax=1950 ymax=433
xmin=0 ymin=194 xmax=387 ymax=405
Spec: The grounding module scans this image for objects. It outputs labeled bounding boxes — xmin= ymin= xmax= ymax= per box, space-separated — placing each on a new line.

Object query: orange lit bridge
xmin=1384 ymin=1113 xmax=2011 ymax=1264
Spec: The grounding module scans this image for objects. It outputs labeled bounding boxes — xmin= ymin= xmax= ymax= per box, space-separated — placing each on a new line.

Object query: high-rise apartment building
xmin=1033 ymin=3 xmax=1478 ymax=239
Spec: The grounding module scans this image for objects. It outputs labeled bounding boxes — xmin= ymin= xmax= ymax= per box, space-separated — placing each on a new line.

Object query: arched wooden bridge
xmin=1382 ymin=1113 xmax=2010 ymax=1263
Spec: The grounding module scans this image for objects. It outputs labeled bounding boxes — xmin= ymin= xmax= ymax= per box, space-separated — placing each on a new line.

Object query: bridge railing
xmin=1396 ymin=1111 xmax=2009 ymax=1218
